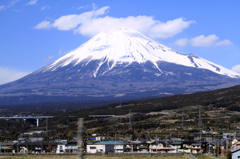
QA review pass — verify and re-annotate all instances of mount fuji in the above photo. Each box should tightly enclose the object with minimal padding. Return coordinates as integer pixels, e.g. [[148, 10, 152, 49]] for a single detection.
[[0, 28, 239, 106]]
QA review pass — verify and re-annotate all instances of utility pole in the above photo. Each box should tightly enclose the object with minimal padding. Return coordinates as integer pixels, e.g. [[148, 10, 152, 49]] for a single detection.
[[198, 106, 203, 143], [129, 110, 134, 140], [46, 118, 48, 136], [213, 136, 215, 159], [36, 118, 39, 127], [77, 118, 84, 159], [181, 110, 184, 129], [198, 106, 202, 128], [226, 138, 229, 152], [129, 110, 132, 130], [115, 117, 118, 141]]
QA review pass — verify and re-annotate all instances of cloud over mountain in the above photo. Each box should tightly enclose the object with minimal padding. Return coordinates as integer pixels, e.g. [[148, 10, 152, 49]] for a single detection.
[[174, 35, 232, 47], [35, 6, 194, 39]]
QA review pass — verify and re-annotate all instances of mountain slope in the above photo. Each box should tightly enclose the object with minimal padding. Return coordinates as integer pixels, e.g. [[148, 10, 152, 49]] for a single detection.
[[0, 28, 239, 105]]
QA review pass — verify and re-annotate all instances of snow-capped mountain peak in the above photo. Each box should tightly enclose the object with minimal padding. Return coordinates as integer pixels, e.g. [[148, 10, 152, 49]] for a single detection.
[[1, 28, 240, 106], [44, 28, 240, 78]]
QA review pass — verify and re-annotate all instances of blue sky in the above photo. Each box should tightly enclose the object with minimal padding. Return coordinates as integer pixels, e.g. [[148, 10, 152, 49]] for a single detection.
[[0, 0, 240, 84]]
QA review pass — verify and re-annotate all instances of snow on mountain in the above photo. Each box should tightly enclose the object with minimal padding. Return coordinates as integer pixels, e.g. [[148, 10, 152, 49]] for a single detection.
[[44, 28, 239, 78]]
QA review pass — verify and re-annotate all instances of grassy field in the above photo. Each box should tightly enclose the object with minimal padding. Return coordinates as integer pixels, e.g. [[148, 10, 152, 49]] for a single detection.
[[0, 154, 228, 159], [195, 154, 226, 159]]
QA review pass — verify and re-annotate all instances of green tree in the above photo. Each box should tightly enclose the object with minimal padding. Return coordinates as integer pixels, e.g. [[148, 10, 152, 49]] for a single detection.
[[226, 151, 232, 159]]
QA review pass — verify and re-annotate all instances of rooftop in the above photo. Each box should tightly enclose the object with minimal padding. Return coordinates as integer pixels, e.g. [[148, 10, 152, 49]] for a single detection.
[[94, 141, 124, 145]]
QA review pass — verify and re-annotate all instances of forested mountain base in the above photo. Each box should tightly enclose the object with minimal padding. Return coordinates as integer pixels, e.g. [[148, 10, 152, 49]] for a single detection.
[[0, 85, 240, 140]]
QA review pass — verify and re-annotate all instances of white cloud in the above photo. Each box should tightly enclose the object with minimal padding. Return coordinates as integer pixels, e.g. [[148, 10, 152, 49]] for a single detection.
[[35, 6, 194, 39], [44, 56, 54, 63], [174, 34, 232, 47], [35, 21, 51, 29], [52, 6, 109, 31], [190, 34, 219, 47], [0, 5, 5, 11], [91, 3, 97, 10], [77, 6, 86, 10], [41, 6, 50, 11], [0, 0, 20, 11], [9, 0, 20, 7], [27, 0, 38, 6], [58, 49, 64, 55], [0, 67, 29, 85], [149, 18, 195, 38], [232, 65, 240, 74], [174, 38, 188, 47], [216, 39, 232, 46]]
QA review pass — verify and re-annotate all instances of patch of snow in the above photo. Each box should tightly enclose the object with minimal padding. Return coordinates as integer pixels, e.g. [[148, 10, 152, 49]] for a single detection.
[[185, 72, 192, 76], [114, 93, 125, 97], [165, 72, 174, 76]]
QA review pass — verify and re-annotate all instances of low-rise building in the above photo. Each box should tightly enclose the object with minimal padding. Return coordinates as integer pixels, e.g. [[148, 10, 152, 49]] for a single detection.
[[232, 148, 240, 159], [87, 141, 124, 154], [190, 143, 202, 154], [231, 139, 240, 159], [56, 145, 66, 154], [0, 142, 15, 153]]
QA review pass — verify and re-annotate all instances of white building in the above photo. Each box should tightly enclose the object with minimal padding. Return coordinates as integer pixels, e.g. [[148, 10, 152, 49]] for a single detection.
[[56, 144, 78, 154], [56, 145, 66, 154], [149, 142, 165, 152], [87, 141, 124, 154], [232, 148, 240, 159], [65, 145, 78, 153], [232, 139, 240, 159]]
